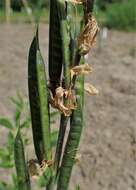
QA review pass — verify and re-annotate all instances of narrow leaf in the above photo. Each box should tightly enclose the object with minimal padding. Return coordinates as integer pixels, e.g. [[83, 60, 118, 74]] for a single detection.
[[0, 118, 14, 129]]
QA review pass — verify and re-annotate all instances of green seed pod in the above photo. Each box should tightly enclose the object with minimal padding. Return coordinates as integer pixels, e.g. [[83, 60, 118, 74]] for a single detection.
[[57, 58, 84, 190], [49, 0, 63, 95], [14, 129, 31, 190], [28, 28, 51, 163]]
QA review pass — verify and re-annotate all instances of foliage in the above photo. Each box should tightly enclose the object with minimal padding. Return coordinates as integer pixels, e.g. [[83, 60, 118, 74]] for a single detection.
[[105, 0, 136, 30], [0, 93, 58, 189], [11, 0, 22, 12], [0, 93, 30, 189], [0, 8, 49, 23]]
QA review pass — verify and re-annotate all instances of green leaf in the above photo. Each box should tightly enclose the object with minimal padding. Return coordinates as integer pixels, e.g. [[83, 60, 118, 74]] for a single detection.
[[7, 132, 14, 151], [20, 117, 30, 129], [14, 108, 21, 127], [9, 93, 24, 110], [0, 118, 14, 129], [0, 162, 14, 168]]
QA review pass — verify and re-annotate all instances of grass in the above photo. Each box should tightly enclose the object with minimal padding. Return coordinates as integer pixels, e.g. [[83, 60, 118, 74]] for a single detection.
[[105, 0, 136, 31], [0, 8, 49, 23]]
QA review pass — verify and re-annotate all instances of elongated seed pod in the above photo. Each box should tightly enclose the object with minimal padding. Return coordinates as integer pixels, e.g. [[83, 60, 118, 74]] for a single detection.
[[54, 1, 72, 176], [56, 0, 71, 88], [28, 29, 51, 163], [57, 58, 84, 190], [28, 33, 43, 162], [54, 114, 69, 173], [28, 30, 43, 163], [36, 50, 52, 161], [14, 129, 31, 190], [49, 0, 63, 95]]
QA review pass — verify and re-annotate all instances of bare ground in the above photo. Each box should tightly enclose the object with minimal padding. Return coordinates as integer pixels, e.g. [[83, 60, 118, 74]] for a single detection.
[[0, 23, 136, 190]]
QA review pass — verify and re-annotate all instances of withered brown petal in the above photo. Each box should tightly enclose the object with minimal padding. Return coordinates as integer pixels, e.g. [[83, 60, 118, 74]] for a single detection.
[[71, 64, 92, 79], [78, 14, 99, 55], [85, 83, 99, 95]]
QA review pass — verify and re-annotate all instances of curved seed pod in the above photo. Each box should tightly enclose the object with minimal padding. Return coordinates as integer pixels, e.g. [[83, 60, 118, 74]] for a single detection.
[[57, 58, 84, 190], [28, 30, 43, 163], [49, 0, 63, 95], [14, 129, 31, 190], [28, 28, 51, 163]]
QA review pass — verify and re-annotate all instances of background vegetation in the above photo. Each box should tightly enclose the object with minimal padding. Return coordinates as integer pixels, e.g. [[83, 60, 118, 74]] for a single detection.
[[0, 0, 136, 31]]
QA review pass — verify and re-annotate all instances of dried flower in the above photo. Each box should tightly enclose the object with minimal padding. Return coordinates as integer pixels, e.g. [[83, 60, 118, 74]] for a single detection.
[[65, 89, 77, 110], [84, 83, 99, 95], [49, 87, 72, 116], [78, 14, 99, 55], [28, 159, 53, 178], [28, 159, 39, 177], [70, 63, 92, 79]]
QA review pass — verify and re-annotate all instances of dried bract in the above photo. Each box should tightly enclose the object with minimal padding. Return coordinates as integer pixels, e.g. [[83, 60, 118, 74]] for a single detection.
[[85, 83, 99, 95], [65, 89, 77, 110], [28, 159, 53, 178], [77, 14, 99, 55], [28, 159, 39, 177], [49, 87, 72, 116], [70, 63, 92, 79]]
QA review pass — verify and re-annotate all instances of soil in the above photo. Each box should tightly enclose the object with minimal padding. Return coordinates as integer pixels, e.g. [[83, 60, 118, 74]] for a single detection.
[[0, 23, 136, 190]]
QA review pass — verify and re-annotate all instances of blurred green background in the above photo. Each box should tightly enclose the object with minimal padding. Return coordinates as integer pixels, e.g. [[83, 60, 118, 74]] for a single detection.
[[0, 0, 136, 31]]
